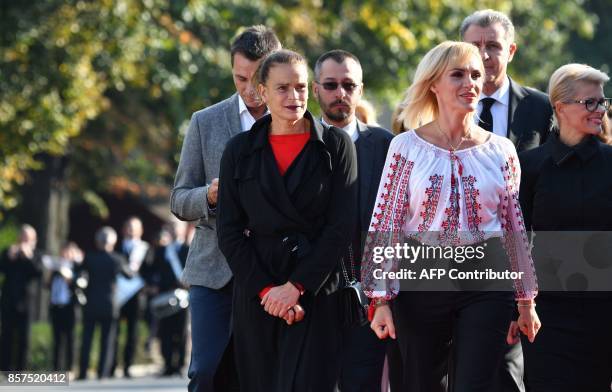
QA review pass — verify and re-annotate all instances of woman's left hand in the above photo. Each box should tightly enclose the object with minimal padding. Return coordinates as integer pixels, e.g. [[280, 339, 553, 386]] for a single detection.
[[261, 282, 301, 318], [516, 305, 542, 343]]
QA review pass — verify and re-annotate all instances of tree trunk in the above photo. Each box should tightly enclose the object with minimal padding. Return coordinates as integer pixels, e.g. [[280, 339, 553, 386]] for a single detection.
[[18, 154, 71, 256]]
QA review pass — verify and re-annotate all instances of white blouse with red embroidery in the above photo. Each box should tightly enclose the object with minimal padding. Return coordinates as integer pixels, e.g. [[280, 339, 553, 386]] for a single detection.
[[361, 129, 538, 301]]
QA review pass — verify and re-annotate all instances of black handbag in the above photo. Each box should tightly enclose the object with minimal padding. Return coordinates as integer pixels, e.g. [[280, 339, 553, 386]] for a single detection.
[[339, 245, 370, 327]]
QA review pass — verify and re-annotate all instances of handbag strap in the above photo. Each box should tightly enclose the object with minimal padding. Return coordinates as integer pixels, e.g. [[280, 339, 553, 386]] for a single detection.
[[340, 244, 357, 285]]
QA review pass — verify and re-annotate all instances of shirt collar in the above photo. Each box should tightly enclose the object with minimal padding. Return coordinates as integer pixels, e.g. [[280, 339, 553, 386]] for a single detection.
[[548, 132, 599, 166], [481, 76, 510, 106], [248, 111, 326, 152], [238, 95, 268, 126], [238, 94, 249, 115], [321, 118, 358, 142]]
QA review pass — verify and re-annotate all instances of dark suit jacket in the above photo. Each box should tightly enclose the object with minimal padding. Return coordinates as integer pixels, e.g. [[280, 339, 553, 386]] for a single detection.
[[353, 121, 394, 275], [0, 249, 42, 315], [79, 251, 131, 319], [150, 243, 189, 292], [506, 77, 553, 153]]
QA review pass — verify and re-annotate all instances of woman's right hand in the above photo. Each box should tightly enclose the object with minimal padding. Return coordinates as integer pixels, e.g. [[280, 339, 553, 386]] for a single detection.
[[370, 304, 396, 339]]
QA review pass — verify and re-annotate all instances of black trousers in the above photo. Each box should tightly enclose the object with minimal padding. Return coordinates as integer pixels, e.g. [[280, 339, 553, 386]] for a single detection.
[[522, 293, 612, 392], [0, 306, 30, 370], [79, 315, 117, 379], [50, 304, 76, 371], [112, 293, 141, 374], [386, 338, 405, 392], [337, 323, 386, 392], [158, 309, 188, 374], [392, 291, 514, 392]]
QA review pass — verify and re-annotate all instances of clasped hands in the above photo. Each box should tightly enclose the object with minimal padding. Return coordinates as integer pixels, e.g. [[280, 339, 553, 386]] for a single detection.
[[260, 282, 305, 325]]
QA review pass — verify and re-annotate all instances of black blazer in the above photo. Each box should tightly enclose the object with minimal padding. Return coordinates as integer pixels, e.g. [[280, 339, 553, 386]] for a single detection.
[[507, 77, 553, 153], [0, 249, 42, 314], [150, 243, 188, 292], [519, 133, 612, 231], [355, 121, 394, 231], [217, 111, 358, 297], [79, 251, 131, 319]]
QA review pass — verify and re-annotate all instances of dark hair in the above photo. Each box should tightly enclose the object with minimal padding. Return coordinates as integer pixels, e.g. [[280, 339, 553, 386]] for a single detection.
[[258, 49, 308, 85], [314, 49, 362, 81], [230, 25, 281, 64]]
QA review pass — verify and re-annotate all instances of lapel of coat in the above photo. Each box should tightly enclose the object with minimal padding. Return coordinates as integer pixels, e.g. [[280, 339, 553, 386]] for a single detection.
[[507, 77, 525, 145], [243, 115, 310, 226], [356, 121, 374, 225], [284, 114, 332, 196], [224, 93, 243, 138]]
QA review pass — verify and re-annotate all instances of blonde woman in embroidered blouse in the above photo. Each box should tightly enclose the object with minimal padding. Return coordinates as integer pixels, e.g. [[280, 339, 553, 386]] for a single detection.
[[361, 41, 540, 391]]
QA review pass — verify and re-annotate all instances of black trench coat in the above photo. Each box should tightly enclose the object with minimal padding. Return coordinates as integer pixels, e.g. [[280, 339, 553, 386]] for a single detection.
[[217, 111, 358, 392]]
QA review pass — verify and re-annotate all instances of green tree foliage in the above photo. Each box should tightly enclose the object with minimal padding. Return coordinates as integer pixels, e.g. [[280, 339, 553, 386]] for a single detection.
[[0, 0, 599, 217]]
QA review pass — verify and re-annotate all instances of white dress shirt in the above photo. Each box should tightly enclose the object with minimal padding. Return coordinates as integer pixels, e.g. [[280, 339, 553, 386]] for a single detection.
[[238, 95, 268, 132], [476, 76, 510, 137], [322, 118, 359, 143]]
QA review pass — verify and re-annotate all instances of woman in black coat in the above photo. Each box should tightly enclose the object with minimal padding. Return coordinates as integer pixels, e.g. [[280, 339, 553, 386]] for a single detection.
[[216, 50, 357, 392], [516, 63, 612, 391]]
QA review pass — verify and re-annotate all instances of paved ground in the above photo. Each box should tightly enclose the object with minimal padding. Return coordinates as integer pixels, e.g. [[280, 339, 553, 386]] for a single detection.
[[1, 374, 188, 392], [0, 364, 188, 391]]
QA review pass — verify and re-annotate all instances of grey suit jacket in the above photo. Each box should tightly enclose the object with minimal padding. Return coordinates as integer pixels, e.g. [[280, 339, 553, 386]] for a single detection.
[[171, 93, 242, 288]]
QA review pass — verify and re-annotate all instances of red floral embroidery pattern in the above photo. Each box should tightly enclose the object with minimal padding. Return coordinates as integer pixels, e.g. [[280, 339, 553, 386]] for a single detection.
[[462, 175, 484, 242], [440, 167, 461, 246], [362, 153, 414, 299], [418, 174, 443, 232], [499, 157, 538, 298]]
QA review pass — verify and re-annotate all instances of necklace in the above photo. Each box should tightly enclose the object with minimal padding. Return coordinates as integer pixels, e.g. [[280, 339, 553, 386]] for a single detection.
[[434, 121, 471, 186], [435, 121, 471, 152]]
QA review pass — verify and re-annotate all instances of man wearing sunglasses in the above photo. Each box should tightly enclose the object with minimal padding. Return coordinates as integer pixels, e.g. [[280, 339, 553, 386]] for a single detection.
[[313, 50, 393, 392]]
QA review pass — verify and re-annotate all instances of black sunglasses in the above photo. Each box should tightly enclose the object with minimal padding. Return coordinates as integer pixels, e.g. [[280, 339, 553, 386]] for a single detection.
[[315, 81, 361, 93], [564, 97, 611, 112]]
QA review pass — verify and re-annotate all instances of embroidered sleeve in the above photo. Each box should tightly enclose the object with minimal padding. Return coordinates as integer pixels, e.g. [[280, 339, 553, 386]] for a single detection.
[[361, 137, 414, 300], [499, 144, 538, 300]]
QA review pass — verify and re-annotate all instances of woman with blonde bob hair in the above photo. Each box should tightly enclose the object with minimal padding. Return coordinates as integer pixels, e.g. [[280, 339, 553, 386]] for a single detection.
[[518, 63, 612, 391], [361, 41, 540, 391]]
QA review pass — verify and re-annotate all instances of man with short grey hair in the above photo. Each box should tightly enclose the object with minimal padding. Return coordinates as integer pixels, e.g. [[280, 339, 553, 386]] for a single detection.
[[461, 9, 552, 153], [171, 25, 281, 392], [461, 9, 553, 392]]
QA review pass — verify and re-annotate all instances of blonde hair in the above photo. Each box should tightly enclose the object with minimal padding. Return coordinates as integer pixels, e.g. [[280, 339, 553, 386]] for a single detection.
[[399, 41, 483, 130], [355, 99, 378, 125], [549, 63, 609, 129]]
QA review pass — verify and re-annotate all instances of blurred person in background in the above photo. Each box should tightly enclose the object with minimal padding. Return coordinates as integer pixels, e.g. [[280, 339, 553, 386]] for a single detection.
[[517, 63, 612, 391], [599, 108, 611, 144], [0, 224, 42, 371], [150, 219, 189, 377], [355, 98, 378, 125], [111, 216, 151, 378], [391, 97, 408, 134], [48, 242, 83, 372], [78, 226, 132, 380], [312, 49, 393, 392], [217, 49, 357, 391], [171, 25, 281, 392]]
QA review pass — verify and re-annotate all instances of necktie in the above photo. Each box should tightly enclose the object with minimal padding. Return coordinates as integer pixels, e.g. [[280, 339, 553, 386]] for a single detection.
[[478, 97, 496, 132]]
